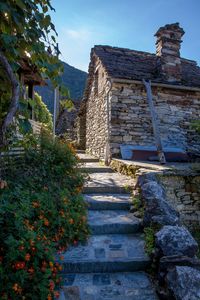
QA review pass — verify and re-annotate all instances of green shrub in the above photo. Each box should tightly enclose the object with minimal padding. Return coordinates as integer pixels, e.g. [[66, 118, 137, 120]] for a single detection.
[[32, 92, 53, 130], [0, 131, 89, 299], [144, 224, 161, 256]]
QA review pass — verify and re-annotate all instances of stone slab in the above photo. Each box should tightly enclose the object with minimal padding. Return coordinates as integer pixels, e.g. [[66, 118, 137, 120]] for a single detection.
[[58, 272, 158, 300], [88, 210, 141, 234], [84, 194, 131, 210], [79, 162, 114, 173], [59, 234, 149, 273], [78, 153, 99, 163], [83, 172, 135, 194]]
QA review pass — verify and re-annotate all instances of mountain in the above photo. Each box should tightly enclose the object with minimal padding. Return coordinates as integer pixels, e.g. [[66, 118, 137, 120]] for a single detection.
[[35, 61, 87, 114]]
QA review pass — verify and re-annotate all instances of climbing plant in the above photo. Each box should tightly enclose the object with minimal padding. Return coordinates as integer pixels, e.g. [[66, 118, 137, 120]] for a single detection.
[[0, 0, 66, 145], [31, 92, 53, 130]]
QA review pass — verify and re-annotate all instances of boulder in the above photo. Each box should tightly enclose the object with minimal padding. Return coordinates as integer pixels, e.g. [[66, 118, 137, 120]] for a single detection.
[[167, 266, 200, 300], [141, 181, 179, 226], [135, 173, 157, 188], [160, 255, 200, 271], [156, 225, 198, 258]]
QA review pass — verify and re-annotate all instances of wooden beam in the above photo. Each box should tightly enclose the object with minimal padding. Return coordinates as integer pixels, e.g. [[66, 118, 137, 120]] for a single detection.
[[143, 79, 166, 164]]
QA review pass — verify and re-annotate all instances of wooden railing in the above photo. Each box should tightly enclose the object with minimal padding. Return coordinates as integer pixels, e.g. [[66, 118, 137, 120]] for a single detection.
[[0, 119, 42, 177]]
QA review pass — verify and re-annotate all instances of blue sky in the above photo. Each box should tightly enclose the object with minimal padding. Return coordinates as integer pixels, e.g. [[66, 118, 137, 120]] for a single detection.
[[51, 0, 200, 72]]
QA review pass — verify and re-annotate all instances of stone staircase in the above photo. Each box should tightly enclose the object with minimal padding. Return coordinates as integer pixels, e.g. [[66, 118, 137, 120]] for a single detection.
[[58, 153, 157, 300]]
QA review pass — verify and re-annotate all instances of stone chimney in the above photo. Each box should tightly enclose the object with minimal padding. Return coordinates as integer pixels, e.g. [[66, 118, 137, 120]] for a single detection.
[[155, 23, 185, 83]]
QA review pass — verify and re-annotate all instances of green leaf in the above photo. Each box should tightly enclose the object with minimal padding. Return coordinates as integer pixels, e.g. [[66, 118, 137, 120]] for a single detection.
[[18, 119, 32, 134]]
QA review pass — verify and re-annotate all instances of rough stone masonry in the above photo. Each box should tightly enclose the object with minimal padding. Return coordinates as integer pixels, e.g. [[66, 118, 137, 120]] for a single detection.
[[79, 23, 200, 161]]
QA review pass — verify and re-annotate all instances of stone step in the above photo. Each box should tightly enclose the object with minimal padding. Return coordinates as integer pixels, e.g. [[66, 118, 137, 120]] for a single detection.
[[79, 162, 114, 173], [76, 150, 85, 154], [78, 153, 99, 163], [88, 210, 141, 234], [84, 194, 131, 210], [83, 172, 135, 194], [59, 234, 149, 273], [59, 272, 158, 300], [83, 186, 130, 194]]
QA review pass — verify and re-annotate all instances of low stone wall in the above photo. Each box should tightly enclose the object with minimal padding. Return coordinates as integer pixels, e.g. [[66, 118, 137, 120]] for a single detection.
[[110, 159, 200, 228], [158, 175, 200, 228]]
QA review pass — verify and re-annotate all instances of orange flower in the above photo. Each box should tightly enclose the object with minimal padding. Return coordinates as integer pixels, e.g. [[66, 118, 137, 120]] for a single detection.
[[29, 240, 35, 246], [0, 180, 7, 189], [14, 261, 25, 270], [42, 261, 47, 267], [82, 216, 86, 222], [12, 283, 18, 292], [44, 218, 49, 226], [49, 280, 55, 291], [32, 201, 40, 208], [73, 240, 78, 246], [54, 291, 60, 298], [12, 283, 22, 294], [58, 265, 62, 271], [47, 294, 52, 300], [41, 266, 46, 272], [69, 218, 74, 225], [25, 253, 31, 261], [49, 261, 54, 268], [18, 245, 24, 251], [28, 267, 34, 274]]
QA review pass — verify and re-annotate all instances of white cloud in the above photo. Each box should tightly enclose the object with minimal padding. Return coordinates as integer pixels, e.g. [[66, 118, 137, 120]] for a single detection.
[[65, 28, 92, 42], [57, 27, 95, 71]]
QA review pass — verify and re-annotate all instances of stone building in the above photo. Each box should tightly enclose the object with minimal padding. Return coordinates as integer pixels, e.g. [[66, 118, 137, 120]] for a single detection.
[[79, 23, 200, 162]]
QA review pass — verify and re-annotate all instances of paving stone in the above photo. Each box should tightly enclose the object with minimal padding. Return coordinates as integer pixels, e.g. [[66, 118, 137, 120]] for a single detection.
[[88, 210, 141, 234], [83, 172, 135, 194], [63, 286, 80, 300], [78, 153, 99, 163], [59, 272, 158, 300], [59, 234, 149, 273], [79, 162, 114, 173], [94, 248, 106, 259], [84, 194, 131, 210]]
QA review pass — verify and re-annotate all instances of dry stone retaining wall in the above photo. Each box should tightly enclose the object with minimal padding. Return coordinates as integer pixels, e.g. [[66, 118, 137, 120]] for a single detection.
[[84, 62, 110, 159], [158, 175, 200, 228]]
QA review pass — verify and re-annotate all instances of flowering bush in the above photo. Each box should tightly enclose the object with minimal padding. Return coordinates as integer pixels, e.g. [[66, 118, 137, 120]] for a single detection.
[[0, 131, 89, 299]]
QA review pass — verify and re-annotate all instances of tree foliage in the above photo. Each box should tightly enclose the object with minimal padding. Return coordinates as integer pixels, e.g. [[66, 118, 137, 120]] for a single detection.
[[32, 92, 53, 130], [0, 0, 65, 145]]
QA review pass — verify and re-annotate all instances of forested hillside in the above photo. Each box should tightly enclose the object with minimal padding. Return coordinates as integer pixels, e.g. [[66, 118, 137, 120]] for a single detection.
[[35, 61, 87, 114]]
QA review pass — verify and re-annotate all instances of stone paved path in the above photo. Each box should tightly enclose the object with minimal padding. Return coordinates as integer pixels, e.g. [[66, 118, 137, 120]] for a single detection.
[[58, 153, 158, 300]]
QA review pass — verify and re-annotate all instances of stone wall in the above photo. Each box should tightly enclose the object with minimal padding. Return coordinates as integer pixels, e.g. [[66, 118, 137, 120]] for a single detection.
[[158, 174, 200, 228], [85, 62, 109, 159], [110, 82, 200, 157], [76, 100, 86, 149]]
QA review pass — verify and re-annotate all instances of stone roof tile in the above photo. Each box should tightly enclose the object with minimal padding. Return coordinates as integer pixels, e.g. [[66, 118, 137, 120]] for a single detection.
[[92, 45, 200, 88]]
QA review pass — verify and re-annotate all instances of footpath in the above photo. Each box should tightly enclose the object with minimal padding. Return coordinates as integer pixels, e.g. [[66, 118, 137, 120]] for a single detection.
[[58, 152, 157, 300]]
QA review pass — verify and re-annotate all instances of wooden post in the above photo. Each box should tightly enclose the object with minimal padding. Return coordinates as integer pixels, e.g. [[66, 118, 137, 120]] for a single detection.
[[143, 79, 166, 164], [53, 87, 59, 137]]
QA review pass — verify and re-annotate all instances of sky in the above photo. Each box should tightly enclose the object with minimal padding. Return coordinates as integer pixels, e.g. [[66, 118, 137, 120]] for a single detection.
[[51, 0, 200, 72]]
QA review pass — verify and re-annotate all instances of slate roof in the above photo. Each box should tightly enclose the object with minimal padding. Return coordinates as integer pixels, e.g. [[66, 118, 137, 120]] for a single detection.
[[92, 45, 200, 88]]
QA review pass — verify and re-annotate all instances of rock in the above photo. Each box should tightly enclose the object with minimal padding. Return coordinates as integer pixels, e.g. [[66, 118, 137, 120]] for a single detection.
[[160, 255, 200, 271], [167, 266, 200, 300], [136, 173, 157, 188], [156, 226, 198, 258], [141, 181, 179, 226]]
